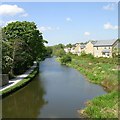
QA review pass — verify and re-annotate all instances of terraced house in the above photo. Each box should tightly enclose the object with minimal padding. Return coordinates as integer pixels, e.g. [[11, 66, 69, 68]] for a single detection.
[[64, 39, 118, 58], [93, 39, 117, 58]]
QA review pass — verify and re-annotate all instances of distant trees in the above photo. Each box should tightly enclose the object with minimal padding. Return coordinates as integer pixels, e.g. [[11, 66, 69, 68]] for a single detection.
[[66, 43, 72, 48], [45, 47, 53, 57], [2, 21, 47, 77], [55, 49, 66, 57], [50, 44, 65, 57]]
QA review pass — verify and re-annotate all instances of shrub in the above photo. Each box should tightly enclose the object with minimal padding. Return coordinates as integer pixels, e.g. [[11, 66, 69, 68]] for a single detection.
[[60, 55, 72, 65]]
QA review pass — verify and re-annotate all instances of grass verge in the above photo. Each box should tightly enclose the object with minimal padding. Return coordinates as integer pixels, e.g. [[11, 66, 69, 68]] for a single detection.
[[57, 54, 119, 118]]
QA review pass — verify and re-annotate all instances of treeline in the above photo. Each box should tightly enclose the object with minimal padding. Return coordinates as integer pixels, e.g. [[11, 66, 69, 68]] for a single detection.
[[47, 44, 72, 64], [2, 21, 47, 78], [51, 44, 65, 57]]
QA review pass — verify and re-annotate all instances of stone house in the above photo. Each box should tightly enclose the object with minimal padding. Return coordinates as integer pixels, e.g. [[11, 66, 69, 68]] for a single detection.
[[64, 47, 71, 53], [64, 39, 118, 58], [93, 39, 117, 58], [84, 41, 94, 55]]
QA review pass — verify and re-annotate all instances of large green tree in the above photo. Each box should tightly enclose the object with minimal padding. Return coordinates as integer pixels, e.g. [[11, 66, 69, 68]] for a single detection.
[[2, 21, 47, 76]]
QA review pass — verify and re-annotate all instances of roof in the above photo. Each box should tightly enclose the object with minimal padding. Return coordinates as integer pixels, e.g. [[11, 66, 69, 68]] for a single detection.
[[91, 41, 97, 44], [94, 39, 116, 47], [102, 49, 110, 53], [80, 45, 86, 49]]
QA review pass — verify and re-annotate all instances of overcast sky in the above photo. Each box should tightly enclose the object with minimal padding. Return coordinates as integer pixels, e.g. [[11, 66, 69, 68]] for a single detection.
[[0, 2, 118, 45]]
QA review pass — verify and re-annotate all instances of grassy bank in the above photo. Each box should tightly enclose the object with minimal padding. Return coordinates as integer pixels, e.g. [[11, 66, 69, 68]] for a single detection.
[[58, 54, 119, 118], [1, 67, 39, 98], [79, 90, 119, 118]]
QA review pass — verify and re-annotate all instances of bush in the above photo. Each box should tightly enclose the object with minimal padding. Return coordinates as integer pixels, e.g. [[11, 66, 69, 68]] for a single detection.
[[80, 52, 94, 59], [80, 51, 87, 57], [60, 55, 72, 65]]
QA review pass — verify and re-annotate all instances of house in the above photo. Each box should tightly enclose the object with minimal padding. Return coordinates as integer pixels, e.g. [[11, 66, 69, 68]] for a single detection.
[[79, 44, 86, 54], [70, 47, 76, 54], [74, 43, 81, 55], [93, 39, 117, 58], [64, 47, 71, 53], [64, 39, 118, 58], [112, 39, 120, 57], [84, 41, 95, 55]]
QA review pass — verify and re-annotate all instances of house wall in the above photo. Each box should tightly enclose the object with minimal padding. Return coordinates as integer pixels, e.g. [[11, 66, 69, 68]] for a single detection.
[[64, 48, 71, 53], [74, 44, 81, 55], [93, 46, 112, 57], [70, 47, 76, 54], [85, 42, 94, 55], [112, 40, 120, 56]]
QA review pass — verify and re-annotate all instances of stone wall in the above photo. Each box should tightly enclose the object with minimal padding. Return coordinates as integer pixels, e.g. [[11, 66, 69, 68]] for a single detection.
[[0, 74, 9, 87]]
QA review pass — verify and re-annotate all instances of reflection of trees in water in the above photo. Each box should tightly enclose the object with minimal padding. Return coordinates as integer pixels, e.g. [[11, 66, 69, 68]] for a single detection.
[[2, 74, 47, 118]]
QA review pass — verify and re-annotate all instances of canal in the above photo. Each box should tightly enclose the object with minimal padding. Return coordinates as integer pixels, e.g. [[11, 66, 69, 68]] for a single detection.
[[2, 57, 106, 118]]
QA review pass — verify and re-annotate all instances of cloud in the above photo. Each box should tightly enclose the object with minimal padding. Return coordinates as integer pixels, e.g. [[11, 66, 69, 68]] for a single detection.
[[39, 26, 60, 32], [66, 17, 72, 22], [39, 26, 52, 32], [0, 4, 28, 17], [104, 22, 118, 30], [103, 3, 117, 10], [84, 32, 90, 36]]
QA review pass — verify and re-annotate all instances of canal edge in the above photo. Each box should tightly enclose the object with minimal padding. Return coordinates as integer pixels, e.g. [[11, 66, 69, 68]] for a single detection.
[[0, 63, 39, 99]]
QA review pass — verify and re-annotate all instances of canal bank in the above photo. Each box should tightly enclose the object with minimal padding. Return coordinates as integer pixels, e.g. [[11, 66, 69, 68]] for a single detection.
[[2, 58, 106, 118], [57, 56, 118, 118], [0, 62, 39, 98]]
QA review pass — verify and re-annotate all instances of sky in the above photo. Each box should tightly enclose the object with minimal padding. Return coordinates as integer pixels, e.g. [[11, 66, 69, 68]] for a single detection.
[[0, 2, 118, 46]]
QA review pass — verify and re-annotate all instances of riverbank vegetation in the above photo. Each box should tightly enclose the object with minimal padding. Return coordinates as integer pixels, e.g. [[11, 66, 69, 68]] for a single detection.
[[2, 21, 47, 78], [56, 49, 119, 118], [65, 53, 119, 118], [49, 44, 65, 57], [60, 55, 72, 65], [67, 53, 118, 91]]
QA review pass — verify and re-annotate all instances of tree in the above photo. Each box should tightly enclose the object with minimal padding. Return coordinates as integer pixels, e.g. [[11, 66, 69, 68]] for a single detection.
[[66, 43, 72, 48], [45, 47, 53, 57], [2, 21, 47, 76], [2, 40, 13, 74], [60, 55, 72, 64], [55, 49, 66, 57]]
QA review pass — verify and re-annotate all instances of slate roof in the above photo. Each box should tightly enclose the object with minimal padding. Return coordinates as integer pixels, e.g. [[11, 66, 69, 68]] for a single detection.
[[80, 45, 86, 49], [94, 39, 116, 47]]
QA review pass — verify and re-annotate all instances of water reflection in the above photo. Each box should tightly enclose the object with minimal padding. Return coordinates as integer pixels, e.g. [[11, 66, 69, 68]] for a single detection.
[[2, 58, 106, 118], [2, 75, 47, 118]]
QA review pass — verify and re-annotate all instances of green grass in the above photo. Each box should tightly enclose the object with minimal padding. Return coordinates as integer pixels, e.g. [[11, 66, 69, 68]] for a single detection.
[[0, 67, 39, 98], [81, 91, 119, 118], [57, 54, 119, 118], [67, 55, 118, 91]]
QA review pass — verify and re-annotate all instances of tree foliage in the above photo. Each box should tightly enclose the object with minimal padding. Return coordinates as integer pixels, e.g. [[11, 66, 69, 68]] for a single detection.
[[49, 44, 65, 57], [2, 21, 47, 77], [60, 55, 72, 64], [66, 43, 72, 48], [45, 46, 53, 57]]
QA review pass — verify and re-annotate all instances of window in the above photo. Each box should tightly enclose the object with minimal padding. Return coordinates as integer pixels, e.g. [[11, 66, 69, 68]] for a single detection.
[[107, 53, 109, 56], [102, 52, 105, 55]]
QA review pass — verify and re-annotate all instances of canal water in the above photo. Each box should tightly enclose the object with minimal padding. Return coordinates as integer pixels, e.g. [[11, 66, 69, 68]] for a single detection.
[[2, 58, 106, 118]]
